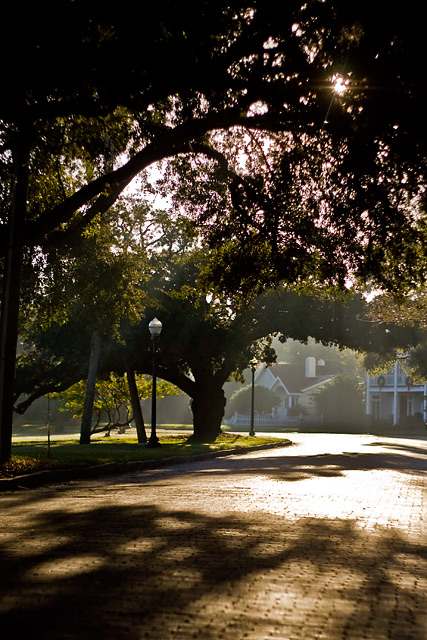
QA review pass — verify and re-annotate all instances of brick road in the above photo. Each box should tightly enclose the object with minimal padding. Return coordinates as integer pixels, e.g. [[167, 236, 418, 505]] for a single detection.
[[0, 433, 426, 640]]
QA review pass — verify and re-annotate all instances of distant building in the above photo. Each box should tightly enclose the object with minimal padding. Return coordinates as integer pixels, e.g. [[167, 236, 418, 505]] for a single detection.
[[225, 357, 342, 427], [366, 362, 427, 425]]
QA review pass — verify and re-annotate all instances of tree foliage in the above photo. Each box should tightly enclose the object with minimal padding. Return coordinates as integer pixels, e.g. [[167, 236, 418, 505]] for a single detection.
[[20, 195, 152, 334], [311, 375, 366, 430], [15, 189, 427, 443], [225, 385, 282, 418], [15, 225, 427, 441], [53, 373, 179, 436], [2, 2, 426, 286], [362, 289, 427, 381]]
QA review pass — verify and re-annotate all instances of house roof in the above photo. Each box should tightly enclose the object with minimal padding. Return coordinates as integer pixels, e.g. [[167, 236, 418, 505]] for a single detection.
[[257, 361, 341, 395]]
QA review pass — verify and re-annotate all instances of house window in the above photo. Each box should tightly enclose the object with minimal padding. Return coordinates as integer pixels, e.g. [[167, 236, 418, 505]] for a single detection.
[[371, 394, 381, 420]]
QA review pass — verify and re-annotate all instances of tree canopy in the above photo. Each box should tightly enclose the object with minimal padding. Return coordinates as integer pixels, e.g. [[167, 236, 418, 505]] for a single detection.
[[311, 375, 366, 431], [2, 2, 426, 275], [16, 246, 425, 441], [225, 385, 282, 419]]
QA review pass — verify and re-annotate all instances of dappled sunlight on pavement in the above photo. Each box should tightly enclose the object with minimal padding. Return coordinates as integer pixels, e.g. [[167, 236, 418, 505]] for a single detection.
[[0, 434, 426, 639]]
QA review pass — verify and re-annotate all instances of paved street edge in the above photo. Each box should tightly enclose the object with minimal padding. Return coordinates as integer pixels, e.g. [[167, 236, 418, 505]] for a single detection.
[[0, 441, 292, 491]]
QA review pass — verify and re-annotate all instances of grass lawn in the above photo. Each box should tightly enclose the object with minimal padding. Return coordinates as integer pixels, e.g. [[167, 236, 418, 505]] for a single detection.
[[1, 432, 291, 479]]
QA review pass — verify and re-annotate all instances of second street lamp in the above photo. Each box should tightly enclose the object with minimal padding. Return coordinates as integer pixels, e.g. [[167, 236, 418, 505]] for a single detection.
[[249, 360, 256, 437], [146, 317, 162, 447]]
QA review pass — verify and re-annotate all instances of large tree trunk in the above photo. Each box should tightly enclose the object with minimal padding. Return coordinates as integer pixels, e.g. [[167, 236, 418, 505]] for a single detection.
[[188, 383, 226, 442], [0, 125, 30, 463], [80, 330, 101, 445], [126, 368, 147, 443]]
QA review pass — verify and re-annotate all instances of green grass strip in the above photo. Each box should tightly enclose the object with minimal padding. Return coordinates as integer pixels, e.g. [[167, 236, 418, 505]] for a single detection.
[[1, 433, 290, 479]]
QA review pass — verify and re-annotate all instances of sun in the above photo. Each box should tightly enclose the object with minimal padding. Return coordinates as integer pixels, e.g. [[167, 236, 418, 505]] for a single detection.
[[332, 73, 349, 95]]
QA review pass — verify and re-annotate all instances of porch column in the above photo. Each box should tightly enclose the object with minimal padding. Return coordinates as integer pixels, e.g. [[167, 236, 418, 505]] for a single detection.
[[393, 362, 399, 425], [424, 385, 427, 423], [365, 373, 370, 415]]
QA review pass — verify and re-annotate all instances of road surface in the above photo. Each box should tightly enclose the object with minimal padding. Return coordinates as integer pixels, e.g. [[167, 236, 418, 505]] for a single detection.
[[0, 433, 426, 639]]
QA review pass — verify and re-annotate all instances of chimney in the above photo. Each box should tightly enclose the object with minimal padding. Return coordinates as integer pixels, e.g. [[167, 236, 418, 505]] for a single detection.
[[305, 356, 316, 378]]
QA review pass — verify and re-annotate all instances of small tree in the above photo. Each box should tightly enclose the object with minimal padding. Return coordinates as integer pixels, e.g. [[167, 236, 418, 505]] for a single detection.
[[225, 385, 282, 419], [53, 373, 179, 438], [287, 402, 309, 418], [311, 376, 366, 432]]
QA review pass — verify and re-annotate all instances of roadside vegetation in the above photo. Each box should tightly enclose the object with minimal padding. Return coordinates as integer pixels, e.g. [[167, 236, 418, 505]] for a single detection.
[[0, 432, 290, 479]]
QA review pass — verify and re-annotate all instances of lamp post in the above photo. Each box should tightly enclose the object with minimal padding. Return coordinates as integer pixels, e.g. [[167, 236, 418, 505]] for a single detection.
[[147, 317, 162, 447], [249, 360, 256, 437]]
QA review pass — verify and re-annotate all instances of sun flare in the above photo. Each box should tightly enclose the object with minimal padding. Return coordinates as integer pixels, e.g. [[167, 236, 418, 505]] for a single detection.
[[332, 73, 349, 95]]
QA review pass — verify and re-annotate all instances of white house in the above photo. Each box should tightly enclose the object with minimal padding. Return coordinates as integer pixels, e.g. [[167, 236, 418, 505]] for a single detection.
[[226, 357, 341, 427], [366, 362, 427, 425]]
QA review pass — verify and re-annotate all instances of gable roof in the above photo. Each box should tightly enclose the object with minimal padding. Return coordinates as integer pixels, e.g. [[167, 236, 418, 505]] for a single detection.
[[257, 361, 341, 395]]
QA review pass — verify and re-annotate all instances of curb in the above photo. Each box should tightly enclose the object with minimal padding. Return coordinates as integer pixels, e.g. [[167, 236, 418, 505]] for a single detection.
[[0, 441, 291, 492]]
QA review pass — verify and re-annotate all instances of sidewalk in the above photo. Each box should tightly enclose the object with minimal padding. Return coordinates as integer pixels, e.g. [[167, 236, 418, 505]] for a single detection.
[[0, 433, 426, 639]]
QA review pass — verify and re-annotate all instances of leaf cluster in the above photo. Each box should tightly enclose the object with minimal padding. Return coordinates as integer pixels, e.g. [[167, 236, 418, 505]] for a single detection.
[[53, 373, 179, 434], [311, 375, 366, 427], [225, 384, 282, 418]]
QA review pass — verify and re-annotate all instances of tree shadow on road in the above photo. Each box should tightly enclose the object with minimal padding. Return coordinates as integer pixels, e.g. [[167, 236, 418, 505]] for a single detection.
[[1, 491, 426, 639], [365, 440, 427, 457], [178, 447, 427, 483]]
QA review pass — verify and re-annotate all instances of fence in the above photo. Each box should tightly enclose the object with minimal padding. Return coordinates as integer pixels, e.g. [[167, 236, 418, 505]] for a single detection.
[[224, 412, 322, 428]]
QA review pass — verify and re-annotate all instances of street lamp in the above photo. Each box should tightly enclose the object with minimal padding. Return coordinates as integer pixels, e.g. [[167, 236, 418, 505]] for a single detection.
[[249, 360, 257, 437], [147, 317, 162, 447]]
